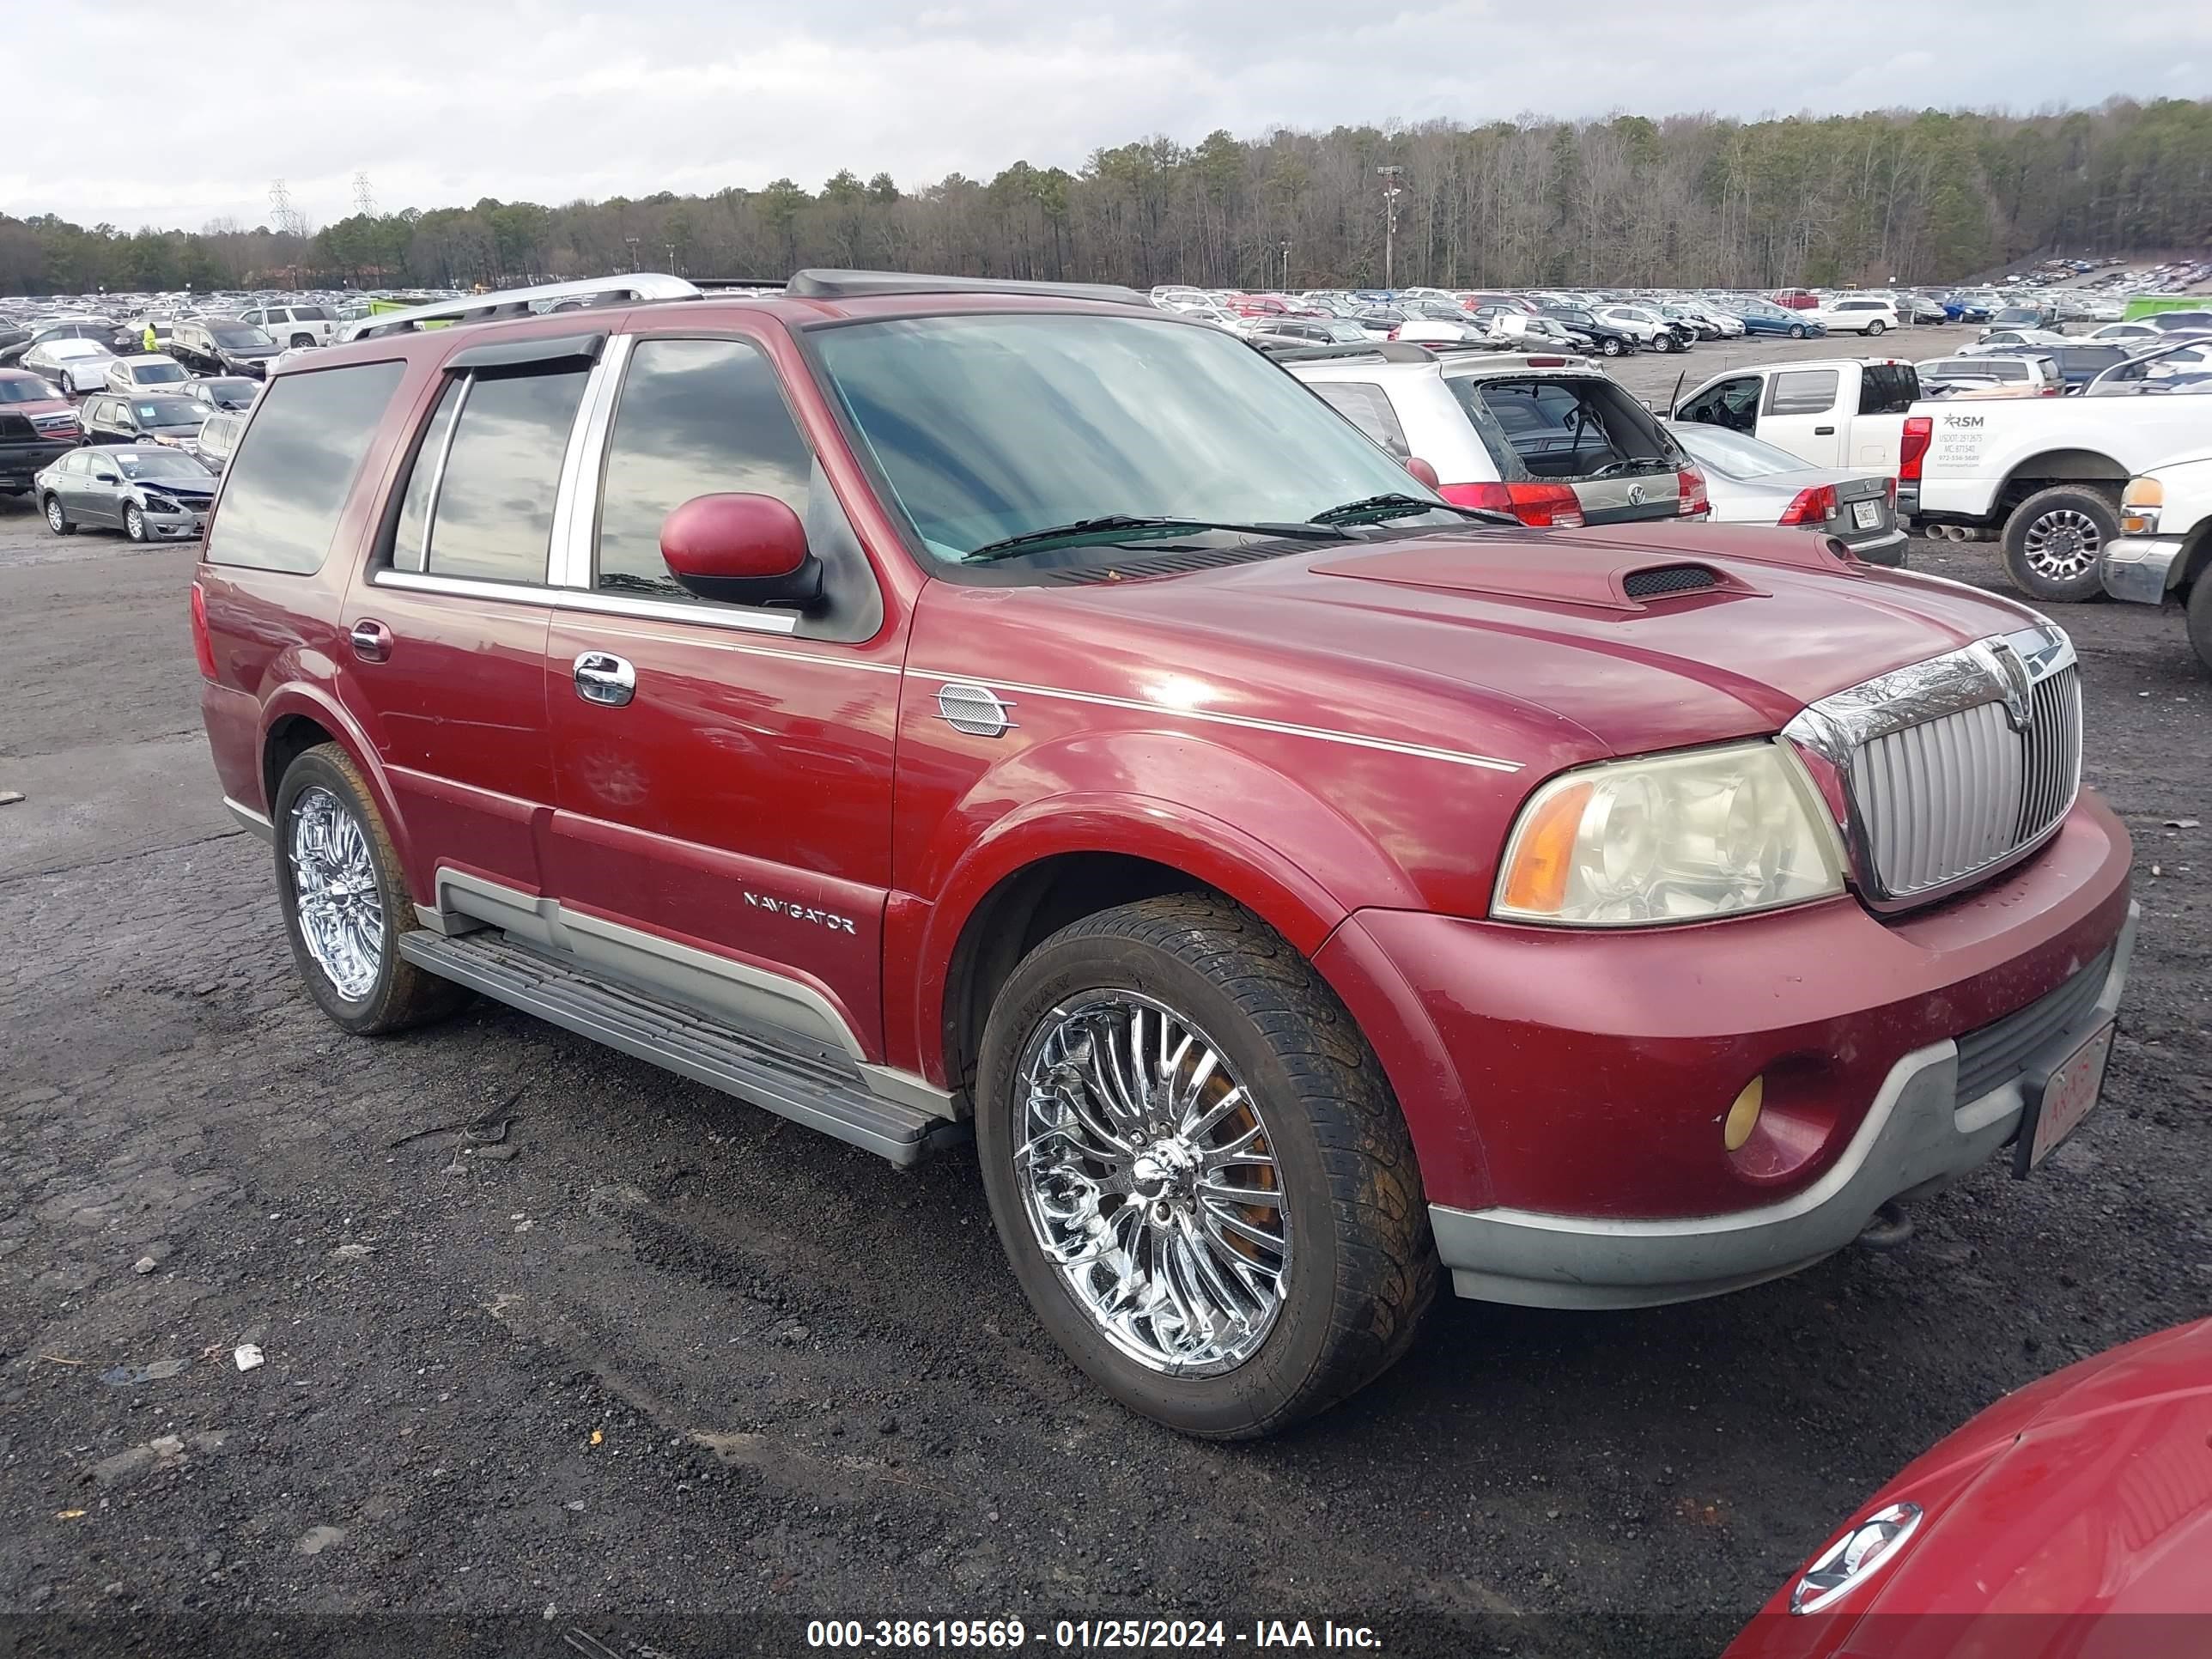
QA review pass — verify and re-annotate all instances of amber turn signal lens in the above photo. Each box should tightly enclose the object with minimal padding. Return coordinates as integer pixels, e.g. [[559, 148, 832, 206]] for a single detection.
[[1723, 1076, 1765, 1152], [1498, 781, 1592, 915]]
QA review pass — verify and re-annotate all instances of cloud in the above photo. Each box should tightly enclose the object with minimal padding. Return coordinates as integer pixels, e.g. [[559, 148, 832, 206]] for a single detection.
[[7, 0, 2209, 232]]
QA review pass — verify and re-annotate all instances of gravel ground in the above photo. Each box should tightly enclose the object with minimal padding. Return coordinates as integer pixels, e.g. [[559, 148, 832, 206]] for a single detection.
[[0, 417, 2205, 1658]]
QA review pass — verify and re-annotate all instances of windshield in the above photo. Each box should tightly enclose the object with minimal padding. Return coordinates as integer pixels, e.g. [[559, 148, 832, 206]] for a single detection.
[[132, 361, 188, 383], [135, 398, 200, 427], [1668, 422, 1804, 479], [204, 377, 255, 402], [812, 313, 1461, 562], [211, 325, 275, 348], [116, 452, 212, 480], [0, 377, 59, 403]]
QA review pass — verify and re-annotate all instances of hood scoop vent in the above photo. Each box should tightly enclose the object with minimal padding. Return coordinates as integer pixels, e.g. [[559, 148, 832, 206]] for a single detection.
[[1310, 543, 1759, 611], [1621, 563, 1721, 599]]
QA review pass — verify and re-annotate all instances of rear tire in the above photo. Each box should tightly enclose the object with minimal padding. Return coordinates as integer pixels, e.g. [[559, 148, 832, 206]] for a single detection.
[[45, 495, 75, 535], [2002, 485, 2117, 604], [975, 894, 1436, 1440], [1868, 320, 1887, 337], [2185, 576, 2212, 677], [272, 744, 473, 1036]]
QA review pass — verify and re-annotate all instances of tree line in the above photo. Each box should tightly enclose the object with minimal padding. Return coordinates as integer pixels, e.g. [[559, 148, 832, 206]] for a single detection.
[[5, 97, 2209, 300]]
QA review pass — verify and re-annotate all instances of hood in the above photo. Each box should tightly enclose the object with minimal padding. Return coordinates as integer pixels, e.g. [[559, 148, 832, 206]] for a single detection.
[[951, 525, 2041, 767], [222, 342, 279, 359], [1856, 1320, 2212, 1617]]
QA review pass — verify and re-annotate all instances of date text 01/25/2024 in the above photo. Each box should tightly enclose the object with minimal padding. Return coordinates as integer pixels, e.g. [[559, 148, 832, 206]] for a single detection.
[[805, 1620, 1385, 1650]]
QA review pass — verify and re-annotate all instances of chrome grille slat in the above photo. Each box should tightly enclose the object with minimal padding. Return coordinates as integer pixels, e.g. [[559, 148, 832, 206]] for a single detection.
[[1786, 628, 2082, 907]]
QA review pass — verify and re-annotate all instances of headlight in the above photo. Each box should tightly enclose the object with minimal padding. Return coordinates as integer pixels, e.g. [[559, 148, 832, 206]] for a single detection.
[[141, 493, 182, 514], [1493, 741, 1844, 927], [2120, 477, 2162, 535]]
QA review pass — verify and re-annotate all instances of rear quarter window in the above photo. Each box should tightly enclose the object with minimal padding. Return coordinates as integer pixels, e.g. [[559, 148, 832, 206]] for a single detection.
[[1857, 364, 1919, 415], [1307, 381, 1411, 459], [204, 361, 406, 574]]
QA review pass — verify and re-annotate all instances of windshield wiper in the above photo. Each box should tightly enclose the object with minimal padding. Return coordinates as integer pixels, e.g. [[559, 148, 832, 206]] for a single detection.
[[962, 514, 1346, 564], [1310, 492, 1514, 526]]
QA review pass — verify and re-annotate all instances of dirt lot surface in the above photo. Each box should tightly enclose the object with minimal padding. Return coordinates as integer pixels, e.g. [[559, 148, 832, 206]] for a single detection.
[[1, 393, 2206, 1656]]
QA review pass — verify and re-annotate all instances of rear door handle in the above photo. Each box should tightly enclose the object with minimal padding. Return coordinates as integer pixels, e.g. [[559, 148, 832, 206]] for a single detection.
[[574, 651, 635, 707], [1814, 425, 1837, 435], [349, 618, 392, 663]]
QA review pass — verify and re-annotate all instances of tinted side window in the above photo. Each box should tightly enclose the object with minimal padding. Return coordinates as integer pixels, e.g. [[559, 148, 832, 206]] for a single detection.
[[1858, 364, 1918, 415], [1767, 369, 1840, 416], [423, 368, 590, 584], [387, 379, 463, 574], [1308, 381, 1410, 459], [594, 338, 811, 596], [205, 362, 406, 574]]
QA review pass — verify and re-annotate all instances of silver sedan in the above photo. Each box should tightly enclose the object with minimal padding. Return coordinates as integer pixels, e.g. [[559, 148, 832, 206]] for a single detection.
[[1667, 421, 1907, 567]]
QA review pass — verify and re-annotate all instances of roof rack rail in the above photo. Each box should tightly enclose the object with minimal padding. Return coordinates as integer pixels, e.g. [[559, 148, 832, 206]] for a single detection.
[[690, 276, 788, 292], [784, 269, 1154, 307], [1258, 342, 1437, 364], [337, 274, 703, 342]]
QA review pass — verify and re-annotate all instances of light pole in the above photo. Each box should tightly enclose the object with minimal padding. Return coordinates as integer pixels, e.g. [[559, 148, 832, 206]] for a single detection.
[[624, 236, 641, 272], [1376, 166, 1404, 291], [1279, 239, 1291, 290]]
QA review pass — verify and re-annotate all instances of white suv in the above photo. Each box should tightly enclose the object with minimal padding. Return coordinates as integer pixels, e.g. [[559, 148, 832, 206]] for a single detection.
[[236, 303, 340, 348], [1820, 298, 1899, 336], [1284, 343, 1707, 527]]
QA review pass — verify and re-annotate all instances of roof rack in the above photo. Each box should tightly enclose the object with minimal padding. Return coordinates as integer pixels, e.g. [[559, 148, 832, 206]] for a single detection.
[[337, 274, 704, 342], [1258, 342, 1443, 364], [784, 269, 1153, 307]]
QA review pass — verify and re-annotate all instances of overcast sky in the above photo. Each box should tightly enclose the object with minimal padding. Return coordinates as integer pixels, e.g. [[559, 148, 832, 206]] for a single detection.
[[10, 0, 2209, 233]]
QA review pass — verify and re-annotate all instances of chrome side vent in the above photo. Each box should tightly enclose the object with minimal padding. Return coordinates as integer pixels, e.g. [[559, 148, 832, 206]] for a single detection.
[[935, 681, 1014, 738]]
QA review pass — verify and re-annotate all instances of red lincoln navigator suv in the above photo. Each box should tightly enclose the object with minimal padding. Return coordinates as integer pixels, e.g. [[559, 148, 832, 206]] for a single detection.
[[193, 270, 2136, 1438]]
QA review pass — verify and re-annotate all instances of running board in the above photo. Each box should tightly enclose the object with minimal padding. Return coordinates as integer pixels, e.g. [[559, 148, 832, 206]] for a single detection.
[[397, 931, 965, 1165]]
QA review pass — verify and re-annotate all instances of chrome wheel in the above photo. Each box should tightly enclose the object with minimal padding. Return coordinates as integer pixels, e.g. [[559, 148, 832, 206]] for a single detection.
[[46, 496, 64, 532], [288, 786, 384, 1000], [124, 505, 145, 542], [1013, 990, 1290, 1376], [2021, 508, 2102, 581]]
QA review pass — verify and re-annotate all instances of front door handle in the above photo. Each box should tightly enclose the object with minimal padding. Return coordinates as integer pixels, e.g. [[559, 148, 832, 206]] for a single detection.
[[349, 618, 392, 663], [1814, 425, 1837, 435], [574, 651, 635, 707]]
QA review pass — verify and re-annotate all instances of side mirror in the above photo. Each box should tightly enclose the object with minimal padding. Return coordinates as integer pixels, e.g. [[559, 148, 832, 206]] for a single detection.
[[94, 469, 119, 484], [1404, 456, 1441, 489], [659, 493, 824, 611]]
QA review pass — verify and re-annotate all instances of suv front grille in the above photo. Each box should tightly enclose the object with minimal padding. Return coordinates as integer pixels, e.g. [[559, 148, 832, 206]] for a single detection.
[[1954, 945, 2111, 1104], [1854, 665, 2081, 897], [1784, 627, 2082, 906]]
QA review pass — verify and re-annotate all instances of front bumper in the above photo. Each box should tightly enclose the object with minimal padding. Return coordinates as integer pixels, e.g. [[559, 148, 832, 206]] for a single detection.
[[2101, 533, 2185, 605], [1430, 904, 2135, 1308], [141, 509, 207, 540]]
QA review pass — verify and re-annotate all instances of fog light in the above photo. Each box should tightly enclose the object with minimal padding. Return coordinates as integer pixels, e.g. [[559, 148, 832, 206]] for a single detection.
[[1723, 1076, 1765, 1152]]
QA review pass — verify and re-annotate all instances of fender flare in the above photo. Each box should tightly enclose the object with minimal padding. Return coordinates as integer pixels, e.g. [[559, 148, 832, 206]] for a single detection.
[[257, 682, 415, 882]]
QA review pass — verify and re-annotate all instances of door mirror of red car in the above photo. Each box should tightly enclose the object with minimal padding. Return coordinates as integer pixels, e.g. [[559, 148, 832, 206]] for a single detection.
[[1404, 456, 1441, 489], [659, 493, 824, 611]]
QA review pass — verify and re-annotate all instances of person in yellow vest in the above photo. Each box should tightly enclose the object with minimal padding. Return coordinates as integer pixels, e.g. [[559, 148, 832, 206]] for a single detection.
[[142, 321, 158, 354]]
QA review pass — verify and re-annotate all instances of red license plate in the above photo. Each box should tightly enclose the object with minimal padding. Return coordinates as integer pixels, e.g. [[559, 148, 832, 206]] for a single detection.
[[2015, 1021, 2114, 1176]]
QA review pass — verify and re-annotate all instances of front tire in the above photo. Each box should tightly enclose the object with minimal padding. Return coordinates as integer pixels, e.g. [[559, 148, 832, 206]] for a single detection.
[[1601, 337, 1623, 357], [2175, 571, 2212, 676], [1789, 323, 1808, 339], [45, 495, 75, 535], [975, 895, 1435, 1439], [123, 504, 146, 542], [2002, 485, 2117, 604], [273, 744, 472, 1036]]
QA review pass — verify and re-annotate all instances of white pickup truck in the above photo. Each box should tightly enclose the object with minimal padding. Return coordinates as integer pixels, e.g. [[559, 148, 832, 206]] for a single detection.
[[2103, 447, 2212, 669], [1676, 359, 2212, 601], [1905, 395, 2212, 601], [1670, 358, 1920, 473]]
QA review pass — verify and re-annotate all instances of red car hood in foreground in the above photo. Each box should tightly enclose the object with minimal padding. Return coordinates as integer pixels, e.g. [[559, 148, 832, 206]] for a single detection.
[[1729, 1319, 2212, 1657]]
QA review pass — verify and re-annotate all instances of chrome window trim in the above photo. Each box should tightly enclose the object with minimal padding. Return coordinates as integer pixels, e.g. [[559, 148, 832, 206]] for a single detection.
[[904, 670, 1521, 772], [369, 566, 802, 635], [1783, 622, 2081, 908], [551, 332, 633, 589]]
